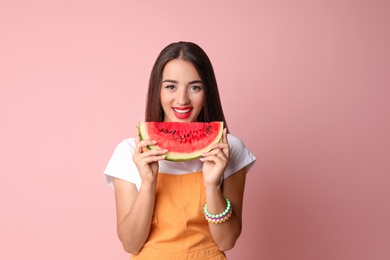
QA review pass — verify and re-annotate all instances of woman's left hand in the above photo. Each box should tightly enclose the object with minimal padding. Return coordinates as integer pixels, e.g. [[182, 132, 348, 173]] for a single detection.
[[201, 128, 230, 187]]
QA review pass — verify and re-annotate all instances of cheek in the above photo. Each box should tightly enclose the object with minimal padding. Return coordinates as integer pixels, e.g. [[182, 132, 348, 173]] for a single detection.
[[196, 93, 205, 107], [160, 91, 169, 105]]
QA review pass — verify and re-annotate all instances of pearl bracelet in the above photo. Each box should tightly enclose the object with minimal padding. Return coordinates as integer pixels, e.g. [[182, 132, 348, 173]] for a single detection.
[[203, 197, 233, 224]]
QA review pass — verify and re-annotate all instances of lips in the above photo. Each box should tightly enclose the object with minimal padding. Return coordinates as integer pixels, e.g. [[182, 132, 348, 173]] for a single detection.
[[172, 107, 192, 119]]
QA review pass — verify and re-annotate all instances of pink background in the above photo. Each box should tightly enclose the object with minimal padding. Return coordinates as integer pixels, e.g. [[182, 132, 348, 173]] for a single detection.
[[1, 0, 389, 259]]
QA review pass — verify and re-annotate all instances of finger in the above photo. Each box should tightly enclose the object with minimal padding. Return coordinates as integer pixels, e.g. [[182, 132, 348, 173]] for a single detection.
[[140, 154, 167, 163], [222, 128, 228, 144], [200, 154, 226, 164], [135, 124, 141, 144], [221, 129, 230, 158], [207, 143, 229, 151], [203, 144, 230, 161], [139, 149, 168, 158], [138, 139, 158, 147], [203, 148, 225, 156], [135, 139, 158, 154], [133, 150, 167, 164], [202, 148, 229, 160]]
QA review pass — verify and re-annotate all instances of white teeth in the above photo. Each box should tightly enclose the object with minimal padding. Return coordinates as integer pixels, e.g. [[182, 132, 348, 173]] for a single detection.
[[174, 108, 191, 114]]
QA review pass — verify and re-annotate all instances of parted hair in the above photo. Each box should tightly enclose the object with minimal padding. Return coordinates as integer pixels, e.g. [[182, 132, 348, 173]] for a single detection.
[[145, 41, 228, 132]]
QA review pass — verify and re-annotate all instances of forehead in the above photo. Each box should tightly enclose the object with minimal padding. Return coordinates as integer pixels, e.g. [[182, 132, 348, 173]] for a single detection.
[[162, 59, 200, 79]]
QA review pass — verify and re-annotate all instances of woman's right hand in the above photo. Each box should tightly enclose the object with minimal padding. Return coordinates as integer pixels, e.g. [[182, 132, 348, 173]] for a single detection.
[[132, 126, 167, 185]]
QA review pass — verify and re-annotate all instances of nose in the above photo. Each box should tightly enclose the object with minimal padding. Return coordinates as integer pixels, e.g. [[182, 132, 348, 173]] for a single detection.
[[175, 87, 190, 106]]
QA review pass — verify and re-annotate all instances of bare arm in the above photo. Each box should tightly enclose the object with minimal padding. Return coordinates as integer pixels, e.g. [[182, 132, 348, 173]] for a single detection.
[[113, 178, 156, 254], [205, 167, 246, 251], [201, 129, 247, 251], [113, 127, 167, 254]]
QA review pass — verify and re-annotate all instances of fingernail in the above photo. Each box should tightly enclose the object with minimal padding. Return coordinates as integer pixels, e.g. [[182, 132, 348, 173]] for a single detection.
[[162, 149, 168, 153], [151, 140, 157, 144]]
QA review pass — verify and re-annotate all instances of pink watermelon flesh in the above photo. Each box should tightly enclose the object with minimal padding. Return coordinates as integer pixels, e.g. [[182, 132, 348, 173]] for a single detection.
[[139, 121, 224, 161]]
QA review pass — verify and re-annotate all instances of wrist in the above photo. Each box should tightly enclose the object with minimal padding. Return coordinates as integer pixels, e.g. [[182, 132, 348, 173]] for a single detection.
[[139, 181, 157, 192], [204, 197, 233, 224], [204, 182, 221, 193]]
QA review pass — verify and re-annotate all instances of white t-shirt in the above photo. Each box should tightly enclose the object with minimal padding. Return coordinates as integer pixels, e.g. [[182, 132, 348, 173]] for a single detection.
[[104, 134, 256, 190]]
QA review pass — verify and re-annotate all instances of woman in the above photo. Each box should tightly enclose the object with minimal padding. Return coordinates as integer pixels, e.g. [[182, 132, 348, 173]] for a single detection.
[[104, 41, 256, 259]]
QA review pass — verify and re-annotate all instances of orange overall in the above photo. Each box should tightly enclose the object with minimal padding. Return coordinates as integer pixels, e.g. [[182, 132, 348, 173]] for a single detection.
[[131, 171, 227, 260]]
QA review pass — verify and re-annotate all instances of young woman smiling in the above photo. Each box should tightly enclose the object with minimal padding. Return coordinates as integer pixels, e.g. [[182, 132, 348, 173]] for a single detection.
[[104, 42, 256, 259]]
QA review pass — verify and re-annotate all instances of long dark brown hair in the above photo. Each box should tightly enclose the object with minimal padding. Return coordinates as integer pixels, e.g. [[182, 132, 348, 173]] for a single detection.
[[145, 41, 228, 132]]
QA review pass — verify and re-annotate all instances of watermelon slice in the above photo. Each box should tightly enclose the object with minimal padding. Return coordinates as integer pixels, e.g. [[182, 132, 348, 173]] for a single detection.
[[139, 121, 224, 162]]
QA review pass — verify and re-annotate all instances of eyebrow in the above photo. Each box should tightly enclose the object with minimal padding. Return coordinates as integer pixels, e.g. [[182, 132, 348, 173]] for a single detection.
[[189, 80, 203, 84], [162, 79, 203, 84]]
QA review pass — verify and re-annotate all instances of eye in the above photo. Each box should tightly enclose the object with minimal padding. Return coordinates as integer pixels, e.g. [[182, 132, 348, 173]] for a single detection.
[[190, 85, 202, 91], [165, 85, 176, 90]]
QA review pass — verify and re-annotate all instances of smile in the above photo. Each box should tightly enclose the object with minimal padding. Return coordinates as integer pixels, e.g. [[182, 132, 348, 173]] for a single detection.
[[172, 107, 192, 119], [173, 108, 191, 114]]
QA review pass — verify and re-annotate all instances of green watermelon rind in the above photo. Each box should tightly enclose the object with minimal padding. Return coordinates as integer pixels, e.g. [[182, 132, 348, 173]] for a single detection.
[[138, 122, 224, 162]]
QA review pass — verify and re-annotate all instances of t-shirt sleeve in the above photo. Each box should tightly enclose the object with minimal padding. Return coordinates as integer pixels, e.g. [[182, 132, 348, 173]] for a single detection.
[[223, 134, 257, 179], [103, 138, 142, 190]]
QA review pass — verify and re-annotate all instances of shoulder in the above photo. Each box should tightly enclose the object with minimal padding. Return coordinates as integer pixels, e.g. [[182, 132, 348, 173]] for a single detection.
[[110, 138, 137, 158], [224, 133, 257, 178], [115, 138, 136, 151], [227, 134, 245, 150], [104, 138, 141, 189], [227, 134, 250, 158]]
